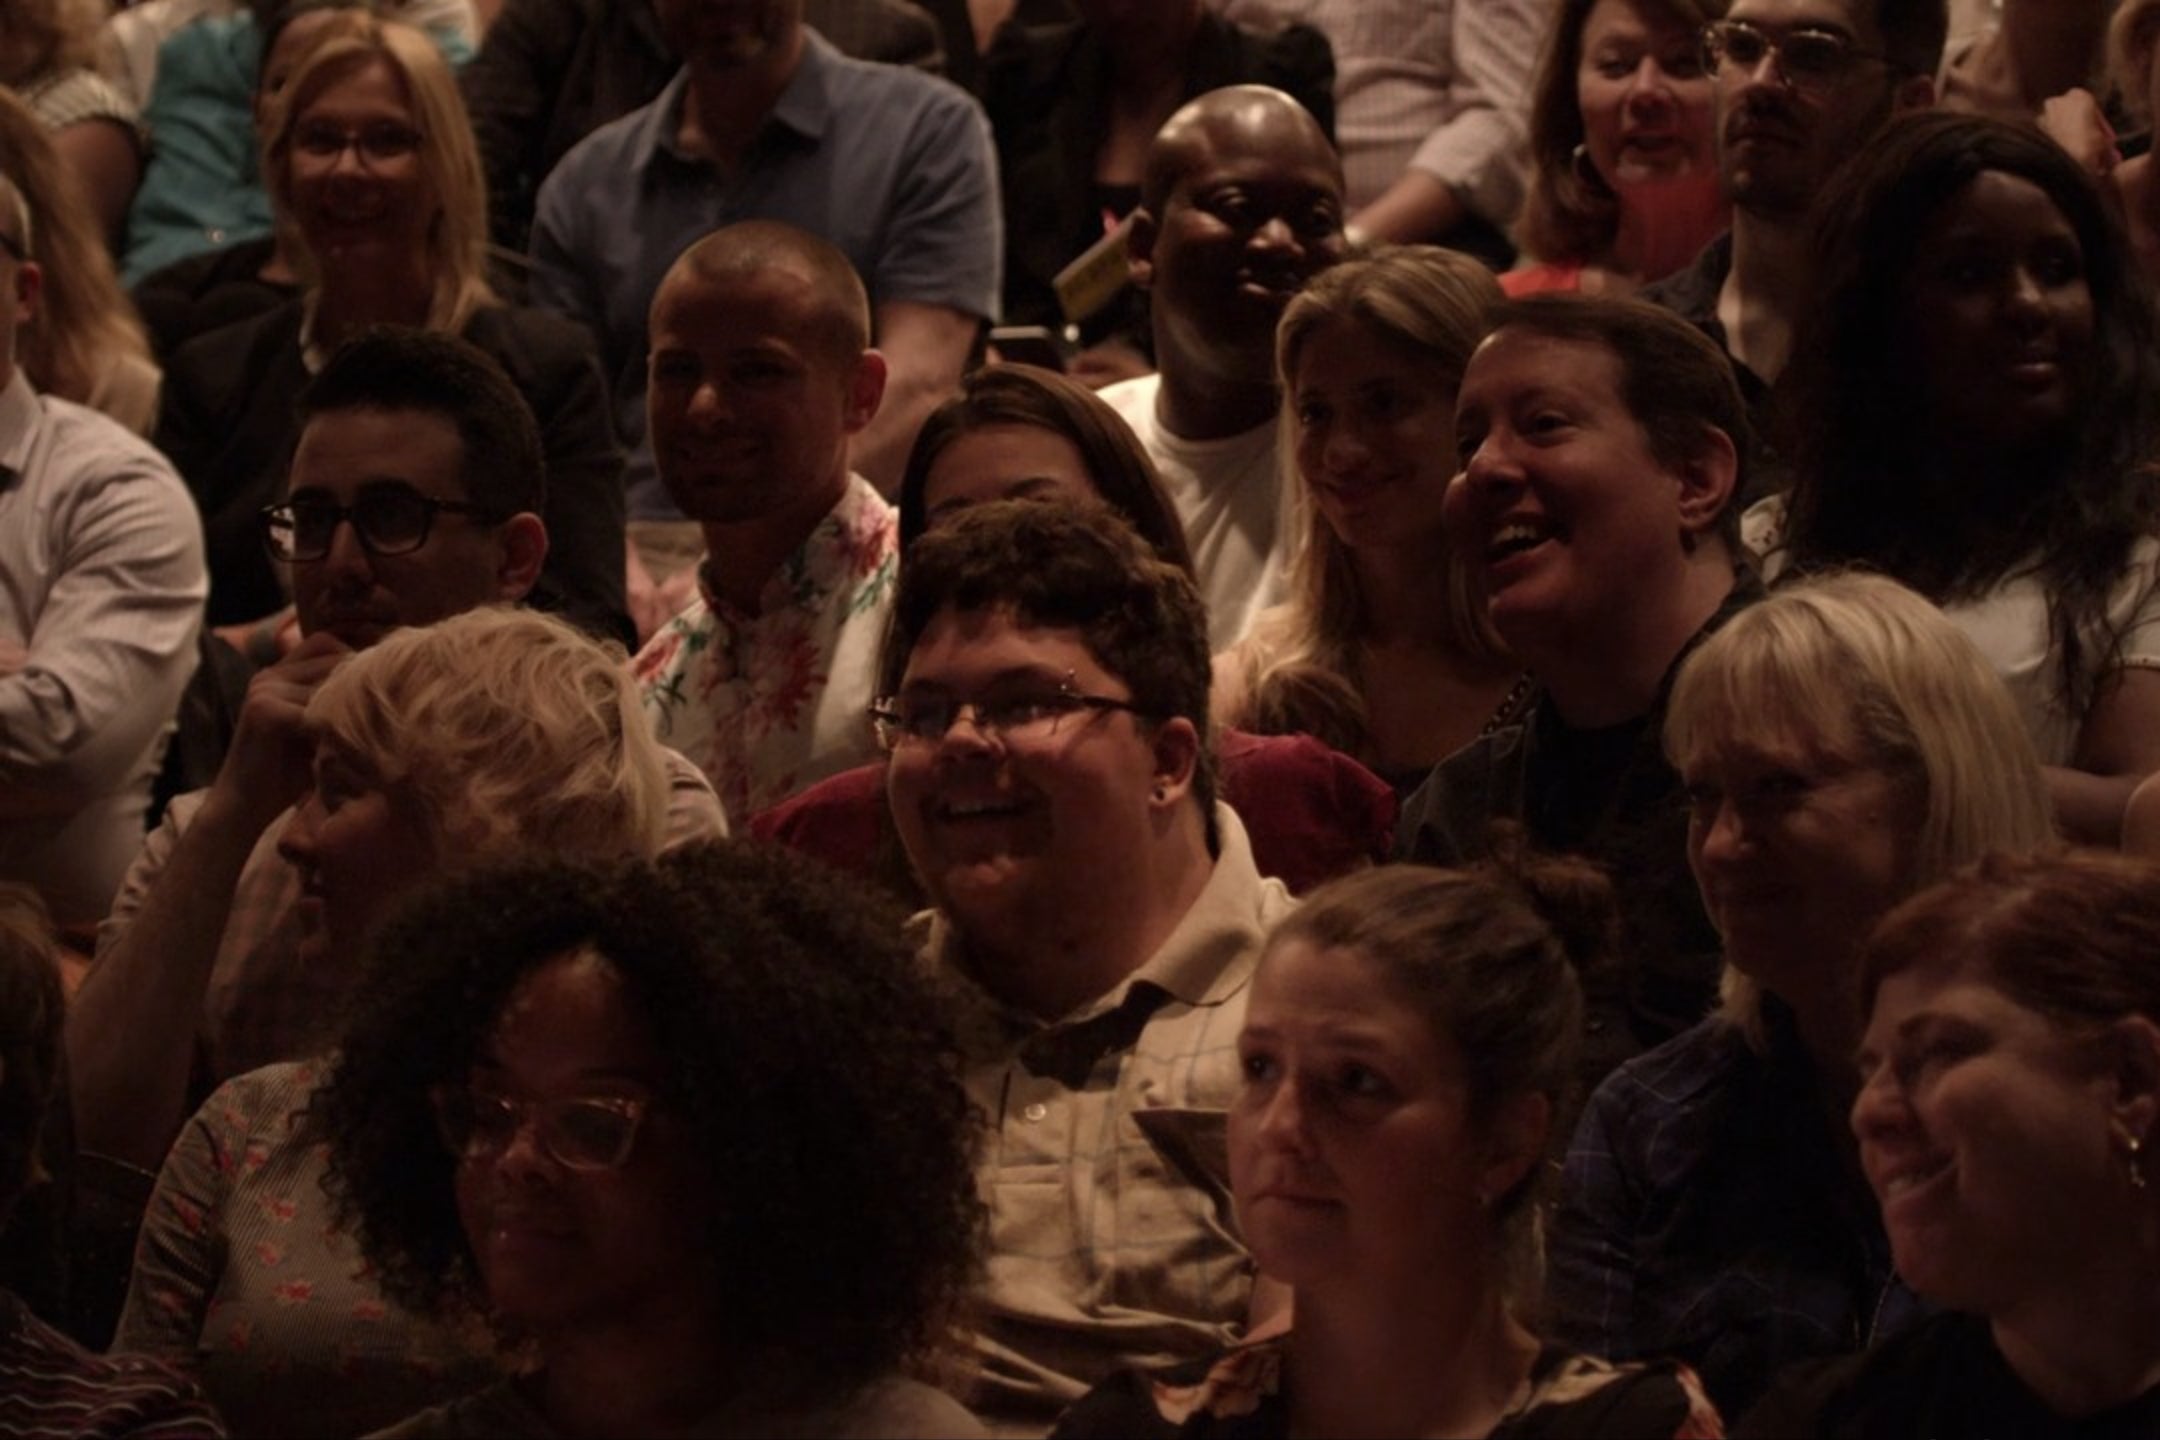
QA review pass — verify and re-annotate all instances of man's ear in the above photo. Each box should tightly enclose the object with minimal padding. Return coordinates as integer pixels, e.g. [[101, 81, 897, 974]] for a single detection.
[[1147, 714, 1201, 814], [1675, 425, 1738, 543], [1126, 207, 1159, 291], [494, 511, 549, 602], [1478, 1090, 1550, 1207], [845, 348, 889, 435]]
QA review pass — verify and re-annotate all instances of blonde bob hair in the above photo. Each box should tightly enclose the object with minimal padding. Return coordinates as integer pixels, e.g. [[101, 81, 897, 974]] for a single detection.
[[1665, 571, 2057, 1045], [1235, 246, 1509, 759], [264, 15, 496, 332], [306, 608, 669, 863]]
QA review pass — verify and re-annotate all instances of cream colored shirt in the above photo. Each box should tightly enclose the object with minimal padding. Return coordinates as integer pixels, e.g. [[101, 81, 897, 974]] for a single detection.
[[917, 807, 1297, 1433]]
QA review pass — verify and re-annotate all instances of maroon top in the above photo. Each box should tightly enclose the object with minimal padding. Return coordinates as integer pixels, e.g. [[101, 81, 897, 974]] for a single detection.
[[751, 728, 1395, 897]]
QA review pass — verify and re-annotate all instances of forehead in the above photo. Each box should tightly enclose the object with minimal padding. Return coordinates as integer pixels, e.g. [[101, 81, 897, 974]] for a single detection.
[[1583, 0, 1690, 42], [1924, 170, 2072, 237], [1168, 111, 1343, 202], [296, 54, 413, 117], [926, 425, 1091, 489], [1290, 315, 1451, 390], [651, 263, 828, 350], [290, 407, 467, 500], [901, 606, 1116, 689], [1250, 939, 1455, 1053], [1864, 953, 2012, 1039], [1462, 329, 1628, 408], [482, 950, 660, 1081], [1726, 0, 1880, 40]]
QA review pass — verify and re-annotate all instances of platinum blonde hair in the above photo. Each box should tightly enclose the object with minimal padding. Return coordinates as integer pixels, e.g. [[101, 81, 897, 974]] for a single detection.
[[307, 608, 669, 863], [1665, 571, 2057, 1044]]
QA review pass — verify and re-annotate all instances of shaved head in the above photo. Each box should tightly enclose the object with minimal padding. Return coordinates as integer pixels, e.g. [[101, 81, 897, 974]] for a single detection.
[[656, 219, 871, 364], [1141, 84, 1339, 217]]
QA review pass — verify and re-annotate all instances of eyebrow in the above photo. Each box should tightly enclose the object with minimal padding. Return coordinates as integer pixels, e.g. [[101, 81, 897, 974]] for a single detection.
[[899, 664, 1072, 693]]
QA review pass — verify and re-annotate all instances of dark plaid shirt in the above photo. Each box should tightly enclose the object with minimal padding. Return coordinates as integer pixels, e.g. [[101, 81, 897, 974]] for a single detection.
[[1548, 1005, 1930, 1419]]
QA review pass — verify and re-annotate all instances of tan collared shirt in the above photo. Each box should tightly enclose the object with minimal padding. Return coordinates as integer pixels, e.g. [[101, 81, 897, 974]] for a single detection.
[[917, 807, 1297, 1433]]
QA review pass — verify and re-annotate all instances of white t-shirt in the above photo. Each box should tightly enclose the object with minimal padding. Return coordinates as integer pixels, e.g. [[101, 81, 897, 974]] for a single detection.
[[1102, 374, 1292, 653], [1745, 496, 2160, 765]]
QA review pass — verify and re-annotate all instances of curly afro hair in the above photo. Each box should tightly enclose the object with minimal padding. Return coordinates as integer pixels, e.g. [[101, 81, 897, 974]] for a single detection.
[[313, 840, 983, 1399]]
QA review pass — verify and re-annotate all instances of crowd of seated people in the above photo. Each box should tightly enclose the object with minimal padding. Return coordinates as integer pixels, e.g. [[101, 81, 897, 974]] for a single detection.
[[11, 0, 2160, 1436]]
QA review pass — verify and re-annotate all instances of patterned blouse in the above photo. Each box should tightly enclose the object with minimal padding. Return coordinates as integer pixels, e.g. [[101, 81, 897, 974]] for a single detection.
[[114, 1062, 498, 1439], [1051, 1336, 1725, 1439], [633, 475, 897, 819]]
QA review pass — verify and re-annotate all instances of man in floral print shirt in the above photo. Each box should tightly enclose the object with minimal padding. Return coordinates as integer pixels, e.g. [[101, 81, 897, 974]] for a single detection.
[[633, 220, 899, 820]]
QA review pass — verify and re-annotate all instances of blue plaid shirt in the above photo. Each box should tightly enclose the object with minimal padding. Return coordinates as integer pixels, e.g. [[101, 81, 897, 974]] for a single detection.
[[1547, 1003, 1930, 1418]]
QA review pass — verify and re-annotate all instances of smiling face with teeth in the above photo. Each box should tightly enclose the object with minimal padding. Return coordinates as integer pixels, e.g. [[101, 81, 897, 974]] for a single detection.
[[886, 606, 1189, 967], [1445, 327, 1734, 662], [1852, 958, 2136, 1314], [1131, 90, 1347, 390], [283, 57, 439, 269]]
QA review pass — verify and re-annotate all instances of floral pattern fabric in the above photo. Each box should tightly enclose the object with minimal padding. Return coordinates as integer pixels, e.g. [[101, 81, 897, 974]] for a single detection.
[[1052, 1336, 1726, 1439], [633, 476, 898, 820], [114, 1062, 497, 1438]]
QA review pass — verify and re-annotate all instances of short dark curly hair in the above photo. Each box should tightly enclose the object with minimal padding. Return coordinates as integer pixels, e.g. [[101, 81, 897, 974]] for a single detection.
[[881, 498, 1218, 845], [314, 842, 982, 1401]]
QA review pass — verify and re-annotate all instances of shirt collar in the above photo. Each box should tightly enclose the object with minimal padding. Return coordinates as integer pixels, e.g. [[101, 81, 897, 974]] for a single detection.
[[644, 27, 839, 171], [923, 803, 1270, 1037], [695, 472, 888, 620], [0, 370, 40, 487]]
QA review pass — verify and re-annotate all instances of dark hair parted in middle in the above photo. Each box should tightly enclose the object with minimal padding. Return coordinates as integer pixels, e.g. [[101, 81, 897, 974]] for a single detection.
[[295, 326, 548, 519], [883, 498, 1218, 833], [314, 842, 982, 1397], [1779, 110, 2160, 718], [895, 363, 1196, 574]]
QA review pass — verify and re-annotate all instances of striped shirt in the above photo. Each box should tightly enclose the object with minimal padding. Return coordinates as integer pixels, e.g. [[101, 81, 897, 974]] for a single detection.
[[0, 1289, 226, 1438]]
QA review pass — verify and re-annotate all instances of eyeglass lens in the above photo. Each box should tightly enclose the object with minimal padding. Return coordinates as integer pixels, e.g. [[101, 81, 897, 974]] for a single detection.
[[269, 490, 437, 560]]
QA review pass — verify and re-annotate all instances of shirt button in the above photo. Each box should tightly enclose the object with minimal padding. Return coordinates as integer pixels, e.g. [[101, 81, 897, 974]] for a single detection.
[[1021, 1102, 1048, 1123]]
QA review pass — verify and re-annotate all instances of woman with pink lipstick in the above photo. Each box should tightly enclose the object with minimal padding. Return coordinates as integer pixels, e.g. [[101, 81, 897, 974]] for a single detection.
[[1212, 246, 1525, 796], [113, 608, 673, 1438], [1761, 110, 2160, 846], [1054, 859, 1724, 1439], [1737, 849, 2160, 1436], [1505, 0, 1728, 298], [1547, 574, 2057, 1420]]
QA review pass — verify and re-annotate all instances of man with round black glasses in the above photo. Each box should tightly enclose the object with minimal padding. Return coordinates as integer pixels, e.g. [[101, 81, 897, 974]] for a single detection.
[[71, 330, 726, 1191]]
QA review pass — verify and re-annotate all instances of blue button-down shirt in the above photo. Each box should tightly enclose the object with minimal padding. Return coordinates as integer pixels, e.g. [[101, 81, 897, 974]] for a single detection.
[[529, 30, 1001, 519]]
